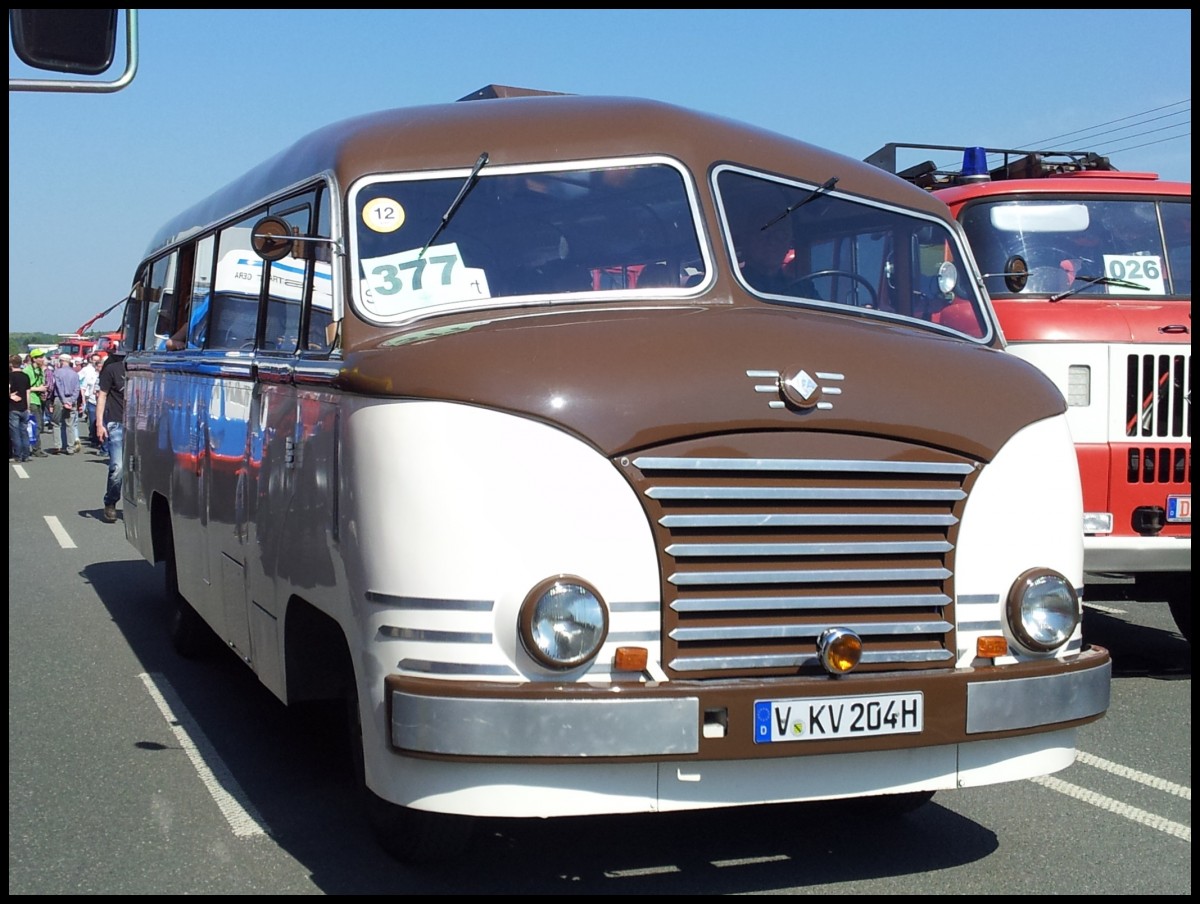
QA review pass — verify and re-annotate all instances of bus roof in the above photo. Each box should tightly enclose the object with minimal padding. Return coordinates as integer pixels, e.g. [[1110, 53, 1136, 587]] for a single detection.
[[144, 92, 952, 260]]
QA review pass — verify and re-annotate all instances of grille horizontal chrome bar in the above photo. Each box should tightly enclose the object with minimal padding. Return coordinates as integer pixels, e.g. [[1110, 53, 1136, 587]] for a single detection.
[[667, 540, 952, 557], [660, 513, 958, 528], [671, 648, 955, 672], [668, 567, 952, 586], [647, 486, 965, 501], [670, 593, 952, 612], [671, 620, 953, 641], [634, 456, 974, 475]]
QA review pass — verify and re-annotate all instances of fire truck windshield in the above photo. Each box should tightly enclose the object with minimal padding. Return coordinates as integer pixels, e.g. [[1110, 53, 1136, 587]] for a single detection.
[[962, 197, 1190, 298]]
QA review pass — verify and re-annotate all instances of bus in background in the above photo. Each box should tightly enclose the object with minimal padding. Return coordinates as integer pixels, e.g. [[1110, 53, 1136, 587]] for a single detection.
[[116, 90, 1109, 863], [867, 144, 1191, 641]]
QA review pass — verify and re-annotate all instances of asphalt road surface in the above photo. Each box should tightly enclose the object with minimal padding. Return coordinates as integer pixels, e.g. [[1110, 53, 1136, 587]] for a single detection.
[[8, 449, 1191, 894]]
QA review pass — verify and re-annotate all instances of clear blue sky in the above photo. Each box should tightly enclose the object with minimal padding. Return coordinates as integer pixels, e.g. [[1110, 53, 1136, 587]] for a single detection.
[[8, 9, 1191, 335]]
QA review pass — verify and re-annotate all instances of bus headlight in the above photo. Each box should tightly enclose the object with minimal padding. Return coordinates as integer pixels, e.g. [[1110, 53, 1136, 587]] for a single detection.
[[519, 576, 608, 669], [1006, 569, 1079, 652]]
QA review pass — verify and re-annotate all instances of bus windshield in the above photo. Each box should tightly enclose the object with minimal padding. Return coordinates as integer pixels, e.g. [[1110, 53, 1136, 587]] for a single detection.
[[961, 198, 1191, 298], [350, 158, 708, 324], [716, 167, 991, 340]]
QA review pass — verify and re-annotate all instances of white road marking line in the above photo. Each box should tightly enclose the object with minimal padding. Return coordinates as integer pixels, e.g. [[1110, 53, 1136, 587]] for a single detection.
[[1077, 751, 1191, 799], [43, 515, 77, 549], [604, 865, 682, 878], [12, 463, 31, 478], [1083, 601, 1127, 615], [1032, 774, 1191, 842], [138, 672, 268, 838], [711, 854, 791, 867]]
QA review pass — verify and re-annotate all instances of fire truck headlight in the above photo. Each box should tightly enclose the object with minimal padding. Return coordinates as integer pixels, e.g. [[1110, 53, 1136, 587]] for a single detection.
[[519, 576, 609, 669], [1006, 569, 1079, 653]]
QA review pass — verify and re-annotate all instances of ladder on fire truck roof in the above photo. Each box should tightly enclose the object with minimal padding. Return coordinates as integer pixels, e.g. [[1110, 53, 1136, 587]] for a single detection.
[[865, 143, 1115, 190]]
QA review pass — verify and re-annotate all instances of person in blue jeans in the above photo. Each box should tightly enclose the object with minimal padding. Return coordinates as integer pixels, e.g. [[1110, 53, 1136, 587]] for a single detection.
[[9, 355, 33, 463], [95, 350, 126, 522], [52, 353, 82, 454]]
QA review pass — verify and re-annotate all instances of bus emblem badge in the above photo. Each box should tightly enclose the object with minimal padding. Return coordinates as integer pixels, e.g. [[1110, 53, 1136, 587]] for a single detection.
[[780, 368, 821, 409]]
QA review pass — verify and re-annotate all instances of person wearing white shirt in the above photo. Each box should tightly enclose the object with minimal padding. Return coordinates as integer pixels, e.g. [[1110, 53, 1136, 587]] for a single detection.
[[79, 354, 102, 448]]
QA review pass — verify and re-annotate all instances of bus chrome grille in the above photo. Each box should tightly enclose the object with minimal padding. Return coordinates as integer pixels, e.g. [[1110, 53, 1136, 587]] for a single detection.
[[622, 436, 977, 679]]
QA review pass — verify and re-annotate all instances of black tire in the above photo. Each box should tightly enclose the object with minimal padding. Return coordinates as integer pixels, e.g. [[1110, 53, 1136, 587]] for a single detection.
[[1162, 577, 1192, 644], [365, 792, 475, 866], [343, 677, 474, 864], [164, 523, 215, 658], [1167, 596, 1192, 643], [1138, 573, 1191, 643]]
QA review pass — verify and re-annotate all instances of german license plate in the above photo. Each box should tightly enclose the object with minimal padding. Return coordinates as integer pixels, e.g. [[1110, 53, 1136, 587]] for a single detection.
[[754, 692, 923, 743], [1167, 495, 1190, 523]]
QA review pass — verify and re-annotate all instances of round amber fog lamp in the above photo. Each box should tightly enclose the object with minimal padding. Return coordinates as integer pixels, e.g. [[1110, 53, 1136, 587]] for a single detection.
[[818, 627, 863, 675]]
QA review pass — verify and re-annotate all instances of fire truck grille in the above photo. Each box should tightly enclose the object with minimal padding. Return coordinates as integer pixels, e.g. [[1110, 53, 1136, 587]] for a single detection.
[[624, 438, 976, 679], [1125, 352, 1191, 440], [1126, 447, 1192, 485]]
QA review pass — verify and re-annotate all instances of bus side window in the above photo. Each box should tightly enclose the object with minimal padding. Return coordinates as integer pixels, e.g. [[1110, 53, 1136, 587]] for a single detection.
[[209, 215, 267, 351], [142, 252, 176, 351], [184, 236, 215, 349], [208, 294, 260, 350]]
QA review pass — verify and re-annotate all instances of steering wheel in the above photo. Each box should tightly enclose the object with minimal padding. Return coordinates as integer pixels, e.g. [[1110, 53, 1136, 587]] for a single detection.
[[793, 269, 878, 308]]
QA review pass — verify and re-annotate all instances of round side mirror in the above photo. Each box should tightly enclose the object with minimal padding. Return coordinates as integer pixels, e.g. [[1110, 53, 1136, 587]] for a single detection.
[[1003, 255, 1029, 293], [252, 216, 294, 262]]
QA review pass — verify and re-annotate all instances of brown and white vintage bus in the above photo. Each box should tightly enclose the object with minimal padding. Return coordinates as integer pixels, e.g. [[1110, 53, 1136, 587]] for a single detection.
[[116, 86, 1111, 861]]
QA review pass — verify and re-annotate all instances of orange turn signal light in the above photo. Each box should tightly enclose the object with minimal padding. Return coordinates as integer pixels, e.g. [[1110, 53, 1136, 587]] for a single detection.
[[976, 636, 1009, 658], [614, 647, 648, 671]]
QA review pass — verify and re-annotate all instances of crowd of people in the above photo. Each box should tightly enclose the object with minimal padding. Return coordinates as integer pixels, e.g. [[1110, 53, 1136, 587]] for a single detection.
[[9, 345, 126, 522]]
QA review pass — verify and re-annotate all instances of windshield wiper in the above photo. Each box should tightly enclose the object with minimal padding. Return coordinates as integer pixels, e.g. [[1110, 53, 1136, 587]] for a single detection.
[[1049, 273, 1150, 303], [760, 176, 838, 231], [419, 151, 488, 258]]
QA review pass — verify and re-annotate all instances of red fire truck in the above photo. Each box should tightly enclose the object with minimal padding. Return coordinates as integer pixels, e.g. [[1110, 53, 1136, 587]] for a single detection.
[[56, 299, 126, 362], [867, 144, 1191, 640]]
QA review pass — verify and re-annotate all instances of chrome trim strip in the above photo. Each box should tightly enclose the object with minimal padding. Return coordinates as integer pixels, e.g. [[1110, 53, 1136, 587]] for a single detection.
[[671, 620, 953, 641], [292, 362, 341, 384], [660, 513, 958, 528], [966, 659, 1112, 733], [670, 648, 954, 671], [669, 567, 952, 586], [957, 594, 1002, 604], [381, 627, 492, 643], [391, 692, 700, 756], [397, 660, 519, 676], [666, 540, 952, 557], [647, 486, 964, 501], [633, 456, 974, 475], [672, 593, 951, 612], [607, 630, 661, 642], [365, 592, 493, 610], [609, 600, 660, 612]]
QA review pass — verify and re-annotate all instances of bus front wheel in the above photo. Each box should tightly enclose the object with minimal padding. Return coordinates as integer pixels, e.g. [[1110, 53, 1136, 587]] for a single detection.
[[343, 679, 474, 864], [164, 523, 215, 658]]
